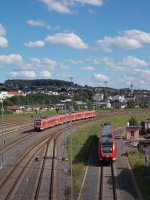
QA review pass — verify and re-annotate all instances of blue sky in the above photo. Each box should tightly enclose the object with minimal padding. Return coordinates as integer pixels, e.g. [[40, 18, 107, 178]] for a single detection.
[[0, 0, 150, 89]]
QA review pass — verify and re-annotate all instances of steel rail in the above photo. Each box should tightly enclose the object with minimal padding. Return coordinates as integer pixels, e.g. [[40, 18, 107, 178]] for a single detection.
[[34, 139, 50, 200], [4, 144, 46, 200], [1, 129, 62, 200], [99, 165, 103, 200], [0, 136, 50, 191], [49, 138, 56, 200], [111, 163, 117, 200], [99, 163, 117, 200]]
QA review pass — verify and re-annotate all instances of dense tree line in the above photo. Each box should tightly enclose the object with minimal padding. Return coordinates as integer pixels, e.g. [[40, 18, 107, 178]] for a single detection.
[[3, 93, 62, 106], [4, 79, 75, 90]]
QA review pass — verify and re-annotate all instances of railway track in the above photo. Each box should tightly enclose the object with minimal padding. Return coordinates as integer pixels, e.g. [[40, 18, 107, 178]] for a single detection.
[[34, 137, 57, 200], [0, 117, 93, 156], [0, 118, 94, 200], [99, 163, 117, 200], [0, 128, 62, 200], [0, 138, 49, 199], [0, 109, 146, 199]]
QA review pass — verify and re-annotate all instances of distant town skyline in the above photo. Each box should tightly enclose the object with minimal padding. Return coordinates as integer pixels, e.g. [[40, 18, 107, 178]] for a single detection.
[[0, 0, 150, 89]]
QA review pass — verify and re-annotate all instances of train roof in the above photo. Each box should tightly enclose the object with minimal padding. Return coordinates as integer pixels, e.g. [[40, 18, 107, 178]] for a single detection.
[[101, 124, 113, 143]]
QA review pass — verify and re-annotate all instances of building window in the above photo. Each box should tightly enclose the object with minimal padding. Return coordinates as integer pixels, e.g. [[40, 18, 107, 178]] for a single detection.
[[131, 131, 134, 137]]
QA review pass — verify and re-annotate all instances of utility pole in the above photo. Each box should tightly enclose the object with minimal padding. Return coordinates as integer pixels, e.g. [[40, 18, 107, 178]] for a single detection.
[[104, 81, 108, 101], [0, 97, 4, 168], [64, 102, 67, 159], [69, 76, 74, 111], [69, 76, 73, 200]]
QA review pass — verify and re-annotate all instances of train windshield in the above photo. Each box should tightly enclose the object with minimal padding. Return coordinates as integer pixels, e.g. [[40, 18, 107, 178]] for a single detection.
[[102, 142, 113, 154], [35, 120, 42, 126]]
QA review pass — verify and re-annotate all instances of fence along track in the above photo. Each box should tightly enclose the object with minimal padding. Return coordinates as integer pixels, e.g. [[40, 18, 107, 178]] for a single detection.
[[99, 163, 117, 200]]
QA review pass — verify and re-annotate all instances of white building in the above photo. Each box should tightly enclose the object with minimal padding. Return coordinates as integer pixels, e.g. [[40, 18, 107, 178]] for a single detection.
[[0, 91, 21, 99], [112, 95, 125, 102], [93, 93, 104, 101]]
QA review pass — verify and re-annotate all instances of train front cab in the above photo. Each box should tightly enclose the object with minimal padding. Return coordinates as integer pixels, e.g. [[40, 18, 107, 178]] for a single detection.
[[34, 119, 43, 131], [98, 139, 117, 164]]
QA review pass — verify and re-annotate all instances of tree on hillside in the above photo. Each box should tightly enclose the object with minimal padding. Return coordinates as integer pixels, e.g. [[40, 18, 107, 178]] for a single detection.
[[127, 100, 136, 108]]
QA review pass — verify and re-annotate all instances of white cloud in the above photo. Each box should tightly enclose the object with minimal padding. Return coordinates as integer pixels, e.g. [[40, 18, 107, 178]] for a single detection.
[[0, 24, 8, 47], [81, 66, 95, 71], [97, 36, 142, 52], [0, 54, 23, 65], [0, 24, 6, 36], [97, 29, 150, 52], [122, 56, 149, 68], [68, 59, 84, 64], [40, 70, 52, 78], [40, 0, 104, 14], [60, 63, 69, 70], [120, 75, 135, 84], [45, 33, 88, 49], [93, 73, 109, 82], [29, 57, 41, 65], [40, 0, 71, 14], [135, 69, 150, 80], [117, 70, 150, 89], [53, 25, 61, 31], [0, 54, 58, 73], [43, 58, 56, 70], [76, 0, 103, 6], [56, 73, 74, 80], [9, 71, 36, 78], [29, 57, 57, 70], [24, 40, 45, 47], [91, 56, 115, 66], [123, 29, 150, 43], [27, 19, 51, 30], [0, 36, 8, 47], [88, 55, 150, 74]]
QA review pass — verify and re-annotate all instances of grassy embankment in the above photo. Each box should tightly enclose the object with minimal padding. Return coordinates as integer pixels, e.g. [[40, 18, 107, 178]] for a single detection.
[[2, 109, 57, 120], [66, 110, 150, 199], [128, 152, 150, 200]]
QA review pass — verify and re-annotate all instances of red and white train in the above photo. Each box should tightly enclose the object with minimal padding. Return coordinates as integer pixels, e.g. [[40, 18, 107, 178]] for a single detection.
[[34, 110, 96, 131], [98, 122, 117, 163]]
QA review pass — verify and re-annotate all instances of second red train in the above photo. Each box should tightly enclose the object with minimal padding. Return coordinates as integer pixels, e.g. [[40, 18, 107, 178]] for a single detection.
[[34, 110, 96, 131]]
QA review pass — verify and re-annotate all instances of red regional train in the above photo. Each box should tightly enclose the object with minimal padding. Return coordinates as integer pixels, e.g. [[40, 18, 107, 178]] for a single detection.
[[98, 122, 117, 163], [34, 110, 96, 131]]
